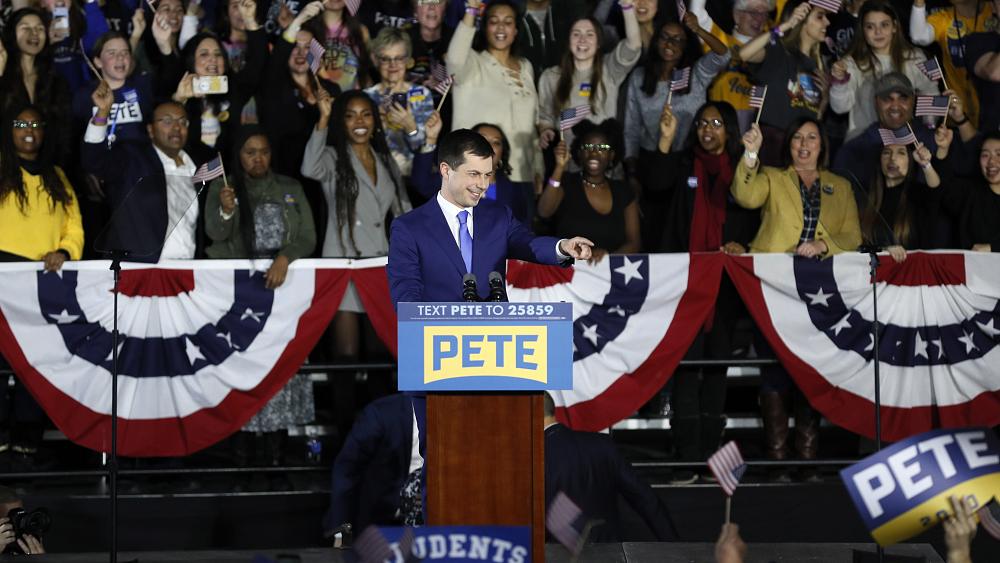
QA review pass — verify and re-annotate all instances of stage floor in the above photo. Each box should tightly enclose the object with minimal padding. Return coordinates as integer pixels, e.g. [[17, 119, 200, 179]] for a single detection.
[[7, 543, 944, 562]]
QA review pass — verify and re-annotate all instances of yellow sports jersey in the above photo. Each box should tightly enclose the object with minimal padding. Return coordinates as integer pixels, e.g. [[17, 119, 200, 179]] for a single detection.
[[926, 4, 997, 127]]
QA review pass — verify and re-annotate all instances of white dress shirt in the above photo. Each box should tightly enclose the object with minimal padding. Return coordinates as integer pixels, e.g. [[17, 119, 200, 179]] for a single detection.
[[153, 146, 199, 260], [434, 191, 568, 258]]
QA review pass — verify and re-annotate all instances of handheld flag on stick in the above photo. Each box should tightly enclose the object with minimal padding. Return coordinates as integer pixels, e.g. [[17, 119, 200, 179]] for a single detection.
[[547, 492, 583, 555], [707, 441, 747, 524], [352, 526, 393, 562], [707, 441, 747, 498], [667, 67, 690, 105], [434, 76, 455, 112], [878, 125, 917, 146], [748, 85, 767, 124], [808, 0, 842, 13], [193, 154, 226, 184], [307, 38, 326, 74], [917, 57, 948, 91], [559, 105, 591, 131], [914, 95, 950, 118], [345, 0, 361, 16]]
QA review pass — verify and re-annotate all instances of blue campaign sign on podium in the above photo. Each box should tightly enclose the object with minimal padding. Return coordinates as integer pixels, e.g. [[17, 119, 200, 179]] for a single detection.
[[397, 302, 573, 391]]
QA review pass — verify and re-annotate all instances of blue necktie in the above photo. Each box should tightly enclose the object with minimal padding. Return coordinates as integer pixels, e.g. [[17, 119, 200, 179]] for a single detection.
[[457, 210, 473, 273]]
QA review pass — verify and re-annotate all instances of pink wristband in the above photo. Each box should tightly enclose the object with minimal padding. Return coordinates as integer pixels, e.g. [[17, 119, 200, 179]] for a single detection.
[[92, 116, 109, 125], [465, 5, 480, 16], [620, 3, 634, 10], [548, 178, 561, 188]]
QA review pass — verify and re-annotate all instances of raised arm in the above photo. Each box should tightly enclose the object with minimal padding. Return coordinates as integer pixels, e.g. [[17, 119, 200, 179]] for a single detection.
[[739, 2, 810, 63], [301, 89, 335, 181], [909, 0, 934, 47], [730, 124, 770, 209], [445, 0, 480, 81]]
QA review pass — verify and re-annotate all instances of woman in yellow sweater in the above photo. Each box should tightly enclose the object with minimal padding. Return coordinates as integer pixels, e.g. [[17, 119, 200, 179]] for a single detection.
[[0, 105, 83, 269], [0, 105, 83, 463]]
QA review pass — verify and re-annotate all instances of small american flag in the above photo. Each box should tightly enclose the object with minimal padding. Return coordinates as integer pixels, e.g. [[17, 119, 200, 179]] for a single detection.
[[675, 0, 686, 19], [353, 526, 393, 562], [670, 67, 691, 92], [748, 85, 767, 109], [432, 73, 454, 96], [979, 501, 1000, 541], [808, 0, 842, 12], [307, 38, 326, 74], [345, 0, 361, 16], [546, 491, 583, 554], [707, 441, 747, 497], [917, 58, 943, 81], [914, 95, 950, 117], [396, 527, 415, 562], [878, 126, 917, 146], [430, 58, 450, 83], [192, 155, 225, 183], [559, 105, 591, 131]]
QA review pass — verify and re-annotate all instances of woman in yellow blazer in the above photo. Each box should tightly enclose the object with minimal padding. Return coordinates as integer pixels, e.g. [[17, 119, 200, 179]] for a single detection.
[[731, 116, 861, 482], [733, 117, 861, 256]]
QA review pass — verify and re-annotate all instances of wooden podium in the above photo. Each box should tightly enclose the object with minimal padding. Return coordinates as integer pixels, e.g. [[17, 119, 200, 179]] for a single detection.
[[426, 393, 544, 562], [397, 301, 573, 562]]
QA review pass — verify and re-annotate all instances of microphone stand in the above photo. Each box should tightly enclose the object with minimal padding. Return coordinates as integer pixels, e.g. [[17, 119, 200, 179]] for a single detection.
[[108, 251, 129, 563], [859, 244, 884, 563]]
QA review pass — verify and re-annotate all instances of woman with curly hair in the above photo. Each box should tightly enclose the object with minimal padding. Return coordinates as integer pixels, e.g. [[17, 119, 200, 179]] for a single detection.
[[538, 118, 639, 263]]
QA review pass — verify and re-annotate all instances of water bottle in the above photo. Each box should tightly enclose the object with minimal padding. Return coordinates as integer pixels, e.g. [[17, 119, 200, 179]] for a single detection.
[[306, 430, 322, 464]]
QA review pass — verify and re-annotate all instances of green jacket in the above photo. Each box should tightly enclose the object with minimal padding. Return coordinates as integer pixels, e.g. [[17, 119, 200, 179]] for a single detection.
[[205, 172, 316, 261]]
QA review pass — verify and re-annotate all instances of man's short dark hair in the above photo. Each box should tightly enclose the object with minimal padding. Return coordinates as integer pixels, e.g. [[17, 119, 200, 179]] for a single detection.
[[438, 129, 494, 170], [543, 393, 555, 418]]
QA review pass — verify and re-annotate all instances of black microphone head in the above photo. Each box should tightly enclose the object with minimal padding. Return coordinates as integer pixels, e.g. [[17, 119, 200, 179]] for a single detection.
[[463, 273, 477, 285], [488, 271, 503, 286]]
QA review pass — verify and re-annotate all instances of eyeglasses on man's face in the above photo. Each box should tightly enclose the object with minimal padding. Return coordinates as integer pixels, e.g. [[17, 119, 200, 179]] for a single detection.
[[155, 116, 190, 128]]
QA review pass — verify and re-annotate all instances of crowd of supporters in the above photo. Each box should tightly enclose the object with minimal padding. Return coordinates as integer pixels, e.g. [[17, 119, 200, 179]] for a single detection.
[[1, 0, 1000, 473]]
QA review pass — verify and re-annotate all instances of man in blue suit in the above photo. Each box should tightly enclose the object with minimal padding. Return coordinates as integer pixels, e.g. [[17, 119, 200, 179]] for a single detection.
[[387, 128, 593, 305]]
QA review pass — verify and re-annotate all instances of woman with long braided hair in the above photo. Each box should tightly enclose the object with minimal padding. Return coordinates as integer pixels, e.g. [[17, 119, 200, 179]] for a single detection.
[[302, 88, 411, 433]]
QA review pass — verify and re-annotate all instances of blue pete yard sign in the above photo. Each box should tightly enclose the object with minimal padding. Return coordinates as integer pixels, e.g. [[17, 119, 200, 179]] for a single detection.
[[397, 302, 573, 391], [840, 427, 1000, 546]]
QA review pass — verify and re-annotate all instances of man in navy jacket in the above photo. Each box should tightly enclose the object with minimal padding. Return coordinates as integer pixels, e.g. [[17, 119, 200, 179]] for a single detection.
[[544, 393, 677, 542]]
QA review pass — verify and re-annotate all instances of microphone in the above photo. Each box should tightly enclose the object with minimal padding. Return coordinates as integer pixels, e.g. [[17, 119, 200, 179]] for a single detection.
[[487, 271, 507, 302], [462, 273, 479, 302]]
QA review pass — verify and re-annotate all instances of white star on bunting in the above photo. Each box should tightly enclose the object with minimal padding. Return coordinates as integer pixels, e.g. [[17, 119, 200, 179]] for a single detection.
[[914, 332, 929, 359], [241, 308, 263, 323], [185, 336, 206, 364], [580, 323, 600, 347], [48, 309, 79, 324], [831, 313, 852, 336], [958, 330, 978, 354], [805, 287, 833, 306], [976, 319, 1000, 338], [614, 256, 644, 285]]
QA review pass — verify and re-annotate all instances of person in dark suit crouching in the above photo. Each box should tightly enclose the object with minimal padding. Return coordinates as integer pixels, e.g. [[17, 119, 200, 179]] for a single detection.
[[544, 393, 677, 543], [322, 393, 423, 543]]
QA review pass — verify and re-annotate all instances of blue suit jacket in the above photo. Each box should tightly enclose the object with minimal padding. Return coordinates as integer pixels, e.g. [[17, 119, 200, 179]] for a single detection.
[[388, 197, 565, 306], [323, 394, 414, 534]]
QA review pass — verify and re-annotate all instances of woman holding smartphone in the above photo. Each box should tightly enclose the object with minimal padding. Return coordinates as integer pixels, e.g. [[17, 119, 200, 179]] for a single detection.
[[364, 27, 435, 177], [168, 17, 267, 163]]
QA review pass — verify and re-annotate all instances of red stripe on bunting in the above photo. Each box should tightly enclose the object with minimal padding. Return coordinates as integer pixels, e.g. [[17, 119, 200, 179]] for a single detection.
[[118, 268, 196, 297], [873, 252, 966, 286], [506, 258, 575, 288], [354, 266, 399, 357], [0, 268, 350, 457], [554, 253, 726, 432]]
